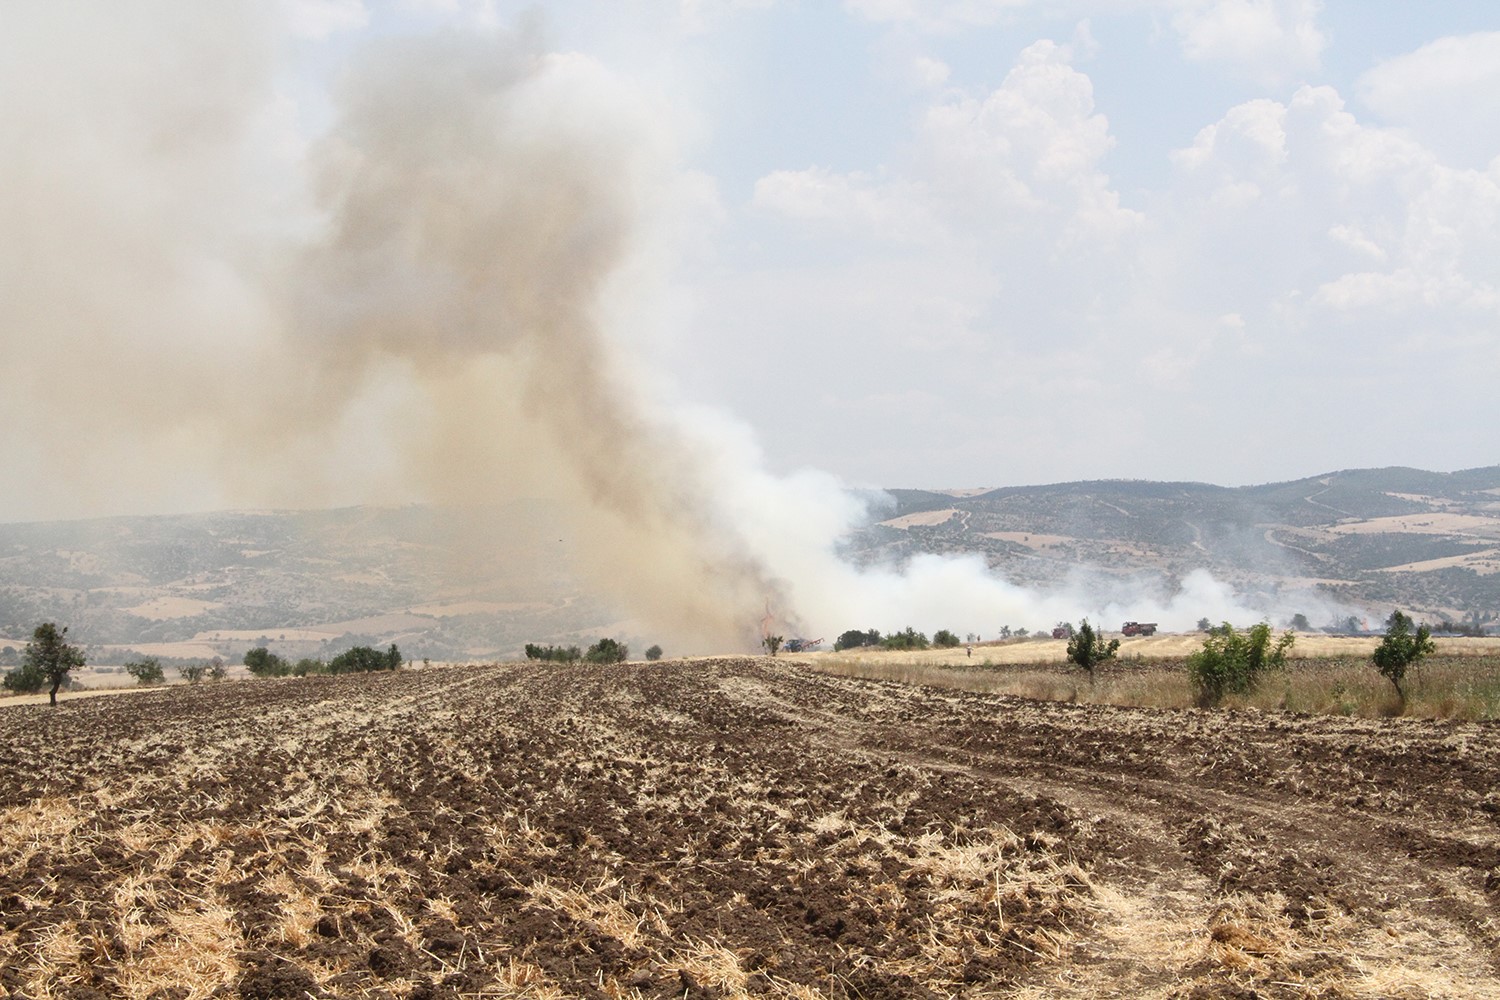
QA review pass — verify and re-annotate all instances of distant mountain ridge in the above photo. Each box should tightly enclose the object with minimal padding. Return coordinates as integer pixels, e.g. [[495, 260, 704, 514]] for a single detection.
[[850, 465, 1500, 626], [1, 465, 1497, 663]]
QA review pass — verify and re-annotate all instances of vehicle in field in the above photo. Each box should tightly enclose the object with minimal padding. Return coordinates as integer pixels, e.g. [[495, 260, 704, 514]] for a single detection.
[[1121, 621, 1158, 636], [1051, 624, 1075, 640], [784, 637, 823, 653]]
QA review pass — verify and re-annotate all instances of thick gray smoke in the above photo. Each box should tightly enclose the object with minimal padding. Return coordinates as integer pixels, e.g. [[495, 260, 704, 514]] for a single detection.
[[0, 5, 1335, 650]]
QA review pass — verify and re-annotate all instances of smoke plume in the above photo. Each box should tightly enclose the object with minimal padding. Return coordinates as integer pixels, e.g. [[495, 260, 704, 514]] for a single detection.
[[0, 6, 1333, 651]]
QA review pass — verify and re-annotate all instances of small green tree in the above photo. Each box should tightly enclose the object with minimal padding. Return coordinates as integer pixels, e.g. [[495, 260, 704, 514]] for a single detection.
[[1187, 621, 1295, 707], [1065, 619, 1119, 683], [881, 627, 929, 651], [124, 656, 165, 686], [644, 644, 663, 661], [585, 637, 628, 663], [3, 655, 47, 695], [244, 647, 290, 678], [178, 662, 207, 684], [1372, 610, 1434, 702], [834, 629, 881, 651], [933, 629, 961, 648], [327, 645, 400, 674], [762, 635, 784, 656], [1196, 617, 1212, 632], [14, 623, 86, 705]]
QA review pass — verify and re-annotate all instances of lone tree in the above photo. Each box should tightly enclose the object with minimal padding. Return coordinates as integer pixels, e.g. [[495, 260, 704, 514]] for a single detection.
[[1187, 621, 1294, 707], [1372, 610, 1434, 702], [644, 644, 663, 661], [585, 637, 628, 663], [124, 656, 165, 686], [762, 635, 783, 657], [244, 647, 290, 678], [834, 629, 881, 651], [24, 623, 85, 706], [1065, 619, 1119, 683], [933, 629, 961, 648]]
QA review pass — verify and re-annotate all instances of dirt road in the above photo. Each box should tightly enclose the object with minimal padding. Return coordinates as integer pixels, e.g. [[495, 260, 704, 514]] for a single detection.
[[2, 659, 1497, 998]]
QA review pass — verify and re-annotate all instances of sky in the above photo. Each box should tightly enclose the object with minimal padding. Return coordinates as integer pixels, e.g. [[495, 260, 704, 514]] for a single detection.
[[3, 0, 1499, 527]]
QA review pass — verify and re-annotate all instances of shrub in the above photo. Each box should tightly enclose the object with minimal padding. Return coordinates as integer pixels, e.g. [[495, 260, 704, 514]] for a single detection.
[[881, 627, 929, 651], [933, 629, 961, 648], [178, 662, 207, 684], [644, 644, 663, 661], [1066, 619, 1119, 682], [328, 644, 402, 674], [292, 658, 325, 676], [1187, 621, 1294, 706], [10, 623, 86, 705], [525, 644, 582, 662], [834, 629, 881, 651], [1373, 610, 1434, 700], [124, 657, 165, 686], [3, 658, 46, 695], [585, 637, 628, 664], [244, 647, 290, 678], [762, 635, 783, 656]]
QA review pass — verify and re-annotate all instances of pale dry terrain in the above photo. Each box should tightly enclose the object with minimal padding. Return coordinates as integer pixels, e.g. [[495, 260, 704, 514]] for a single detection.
[[806, 633, 1500, 667], [3, 659, 1499, 998]]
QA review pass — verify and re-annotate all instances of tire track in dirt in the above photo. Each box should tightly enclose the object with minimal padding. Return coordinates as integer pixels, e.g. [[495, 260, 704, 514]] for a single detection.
[[728, 664, 1500, 997], [4, 659, 1499, 999]]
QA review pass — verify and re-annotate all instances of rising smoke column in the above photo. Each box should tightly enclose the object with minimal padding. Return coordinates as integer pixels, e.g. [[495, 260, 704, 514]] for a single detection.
[[0, 5, 1313, 650], [278, 29, 796, 650]]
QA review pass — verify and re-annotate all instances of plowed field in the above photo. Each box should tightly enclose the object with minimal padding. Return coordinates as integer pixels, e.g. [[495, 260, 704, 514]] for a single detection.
[[3, 659, 1499, 998]]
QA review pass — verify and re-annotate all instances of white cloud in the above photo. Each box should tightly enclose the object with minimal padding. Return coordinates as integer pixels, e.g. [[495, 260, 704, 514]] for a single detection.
[[282, 0, 368, 38], [1170, 0, 1324, 85], [910, 54, 952, 89], [752, 168, 937, 240], [1357, 32, 1500, 170], [918, 40, 1140, 242]]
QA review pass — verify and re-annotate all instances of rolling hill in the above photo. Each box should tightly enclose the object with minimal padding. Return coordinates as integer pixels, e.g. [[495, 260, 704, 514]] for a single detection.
[[1, 466, 1496, 666]]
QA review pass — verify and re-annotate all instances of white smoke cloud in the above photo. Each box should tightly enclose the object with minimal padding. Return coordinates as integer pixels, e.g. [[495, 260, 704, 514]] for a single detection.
[[0, 2, 1360, 653]]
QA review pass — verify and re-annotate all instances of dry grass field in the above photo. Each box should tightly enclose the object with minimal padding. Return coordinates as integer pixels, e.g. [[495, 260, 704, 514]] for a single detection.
[[806, 635, 1500, 720], [4, 658, 1500, 998]]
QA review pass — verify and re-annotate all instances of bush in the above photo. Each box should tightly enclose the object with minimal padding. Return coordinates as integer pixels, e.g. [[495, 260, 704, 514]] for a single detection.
[[1188, 621, 1294, 706], [933, 629, 961, 648], [585, 637, 628, 664], [644, 644, 663, 661], [124, 657, 165, 686], [834, 629, 881, 651], [10, 623, 86, 704], [3, 658, 46, 695], [292, 658, 325, 677], [244, 647, 290, 678], [328, 644, 402, 674], [1373, 610, 1434, 700], [881, 627, 929, 651], [178, 662, 207, 684], [762, 635, 783, 656], [525, 644, 581, 662], [1066, 619, 1119, 682]]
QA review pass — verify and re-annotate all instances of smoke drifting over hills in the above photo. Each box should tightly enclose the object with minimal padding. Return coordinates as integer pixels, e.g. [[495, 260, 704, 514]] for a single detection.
[[1, 6, 1316, 649]]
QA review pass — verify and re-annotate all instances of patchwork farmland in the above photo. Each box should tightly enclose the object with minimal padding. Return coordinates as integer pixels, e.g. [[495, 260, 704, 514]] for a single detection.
[[3, 659, 1499, 998]]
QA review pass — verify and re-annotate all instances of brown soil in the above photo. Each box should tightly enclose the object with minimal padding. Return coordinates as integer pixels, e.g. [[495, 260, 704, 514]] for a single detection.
[[2, 659, 1497, 998]]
